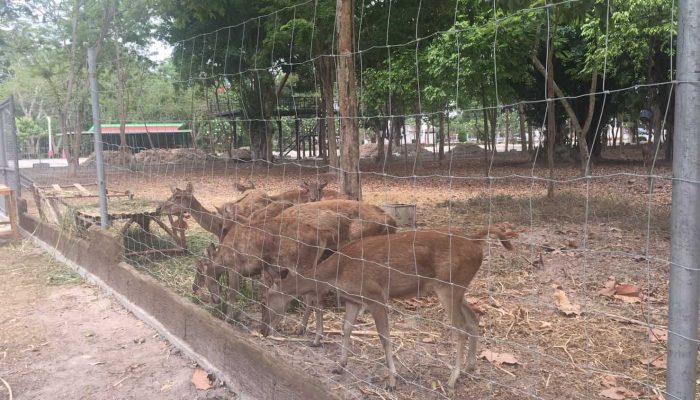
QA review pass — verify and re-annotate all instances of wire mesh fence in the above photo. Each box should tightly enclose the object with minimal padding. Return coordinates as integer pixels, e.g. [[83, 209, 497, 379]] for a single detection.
[[3, 0, 696, 398]]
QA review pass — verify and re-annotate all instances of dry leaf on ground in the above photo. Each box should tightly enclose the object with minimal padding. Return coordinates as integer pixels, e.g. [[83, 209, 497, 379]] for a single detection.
[[614, 294, 642, 304], [640, 356, 667, 369], [479, 349, 519, 366], [553, 289, 581, 316], [599, 281, 643, 303], [648, 328, 668, 343], [598, 280, 618, 296], [601, 375, 618, 388], [615, 284, 641, 297], [192, 368, 213, 390], [599, 386, 641, 399]]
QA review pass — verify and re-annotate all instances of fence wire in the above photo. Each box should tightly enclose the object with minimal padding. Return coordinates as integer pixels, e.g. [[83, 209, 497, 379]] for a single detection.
[[8, 0, 693, 399]]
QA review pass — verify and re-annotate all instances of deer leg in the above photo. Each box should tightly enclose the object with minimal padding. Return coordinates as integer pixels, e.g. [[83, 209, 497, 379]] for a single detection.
[[435, 286, 468, 389], [311, 307, 324, 347], [296, 295, 314, 336], [367, 302, 397, 391], [332, 301, 361, 374], [461, 302, 480, 373], [225, 268, 241, 321]]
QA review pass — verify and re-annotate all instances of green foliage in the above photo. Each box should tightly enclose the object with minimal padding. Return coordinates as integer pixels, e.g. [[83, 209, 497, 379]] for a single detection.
[[16, 116, 44, 139], [458, 130, 467, 143]]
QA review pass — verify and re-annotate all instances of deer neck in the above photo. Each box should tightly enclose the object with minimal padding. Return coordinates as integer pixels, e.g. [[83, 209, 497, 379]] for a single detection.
[[183, 196, 225, 238]]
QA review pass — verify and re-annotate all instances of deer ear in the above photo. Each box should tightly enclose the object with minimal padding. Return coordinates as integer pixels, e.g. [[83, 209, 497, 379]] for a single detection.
[[320, 180, 328, 189], [171, 186, 177, 194], [185, 182, 194, 193], [300, 180, 308, 188], [248, 180, 255, 189]]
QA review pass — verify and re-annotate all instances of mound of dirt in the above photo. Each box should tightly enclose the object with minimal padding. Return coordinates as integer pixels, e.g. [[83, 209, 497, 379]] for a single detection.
[[399, 143, 432, 157], [229, 147, 252, 160], [447, 143, 484, 157], [82, 148, 218, 168]]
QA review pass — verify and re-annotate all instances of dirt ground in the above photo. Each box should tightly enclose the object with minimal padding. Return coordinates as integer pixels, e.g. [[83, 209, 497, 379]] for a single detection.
[[17, 148, 697, 399], [0, 238, 234, 400]]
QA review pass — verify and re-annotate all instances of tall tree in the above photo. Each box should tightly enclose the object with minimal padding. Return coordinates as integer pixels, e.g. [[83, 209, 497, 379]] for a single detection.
[[335, 0, 360, 199]]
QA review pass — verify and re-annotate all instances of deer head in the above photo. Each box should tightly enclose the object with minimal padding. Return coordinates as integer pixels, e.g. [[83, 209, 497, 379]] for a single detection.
[[300, 179, 329, 202], [156, 182, 197, 215]]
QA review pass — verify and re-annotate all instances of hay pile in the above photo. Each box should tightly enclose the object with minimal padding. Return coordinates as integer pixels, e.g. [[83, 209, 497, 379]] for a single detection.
[[82, 148, 216, 168], [360, 143, 379, 158], [447, 143, 484, 158], [134, 148, 210, 164], [81, 150, 135, 168]]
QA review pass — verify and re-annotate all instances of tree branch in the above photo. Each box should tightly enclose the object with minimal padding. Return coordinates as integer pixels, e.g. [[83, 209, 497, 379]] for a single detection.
[[530, 54, 582, 132]]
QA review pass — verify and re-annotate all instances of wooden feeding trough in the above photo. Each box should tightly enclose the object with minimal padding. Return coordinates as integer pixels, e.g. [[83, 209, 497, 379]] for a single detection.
[[381, 203, 416, 228], [30, 183, 188, 256]]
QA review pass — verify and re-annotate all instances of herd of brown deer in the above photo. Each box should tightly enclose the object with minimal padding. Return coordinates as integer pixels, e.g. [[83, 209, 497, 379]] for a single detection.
[[157, 179, 516, 391]]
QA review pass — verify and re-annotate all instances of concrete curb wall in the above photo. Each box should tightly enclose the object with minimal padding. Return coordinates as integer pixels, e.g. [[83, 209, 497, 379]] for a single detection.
[[19, 213, 338, 400]]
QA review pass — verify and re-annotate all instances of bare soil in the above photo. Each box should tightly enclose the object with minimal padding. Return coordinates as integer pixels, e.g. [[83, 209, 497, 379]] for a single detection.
[[18, 149, 696, 399], [0, 238, 234, 400]]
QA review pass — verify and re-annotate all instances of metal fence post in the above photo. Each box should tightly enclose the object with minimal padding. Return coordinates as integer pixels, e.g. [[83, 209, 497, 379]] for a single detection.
[[666, 0, 700, 399], [87, 47, 109, 229]]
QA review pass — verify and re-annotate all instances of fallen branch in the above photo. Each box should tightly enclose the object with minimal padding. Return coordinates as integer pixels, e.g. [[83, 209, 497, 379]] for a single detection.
[[0, 376, 12, 400]]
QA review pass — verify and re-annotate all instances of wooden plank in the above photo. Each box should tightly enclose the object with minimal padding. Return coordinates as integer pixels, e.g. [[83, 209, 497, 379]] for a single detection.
[[51, 184, 62, 193], [73, 183, 92, 196]]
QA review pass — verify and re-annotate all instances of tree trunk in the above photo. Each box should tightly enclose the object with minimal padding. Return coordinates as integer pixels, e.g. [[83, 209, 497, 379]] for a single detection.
[[386, 117, 395, 167], [546, 35, 556, 198], [488, 108, 497, 155], [438, 112, 445, 161], [650, 96, 662, 166], [446, 114, 451, 155], [481, 96, 490, 176], [665, 123, 673, 161], [527, 120, 533, 153], [518, 104, 527, 153], [532, 55, 596, 176], [319, 56, 338, 169], [335, 0, 361, 200], [504, 109, 510, 152], [69, 100, 85, 175], [114, 25, 129, 156], [376, 119, 385, 164], [413, 111, 422, 169], [318, 90, 327, 159]]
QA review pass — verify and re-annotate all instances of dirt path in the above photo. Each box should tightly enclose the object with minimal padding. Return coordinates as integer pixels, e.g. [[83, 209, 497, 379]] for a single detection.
[[0, 238, 234, 400]]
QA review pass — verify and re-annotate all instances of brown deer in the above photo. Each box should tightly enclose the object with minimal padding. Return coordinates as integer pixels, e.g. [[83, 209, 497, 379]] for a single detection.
[[218, 180, 346, 230], [280, 199, 397, 240], [214, 207, 351, 321], [246, 187, 357, 223], [234, 179, 256, 193], [199, 199, 396, 327], [157, 183, 228, 239], [262, 228, 515, 390]]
